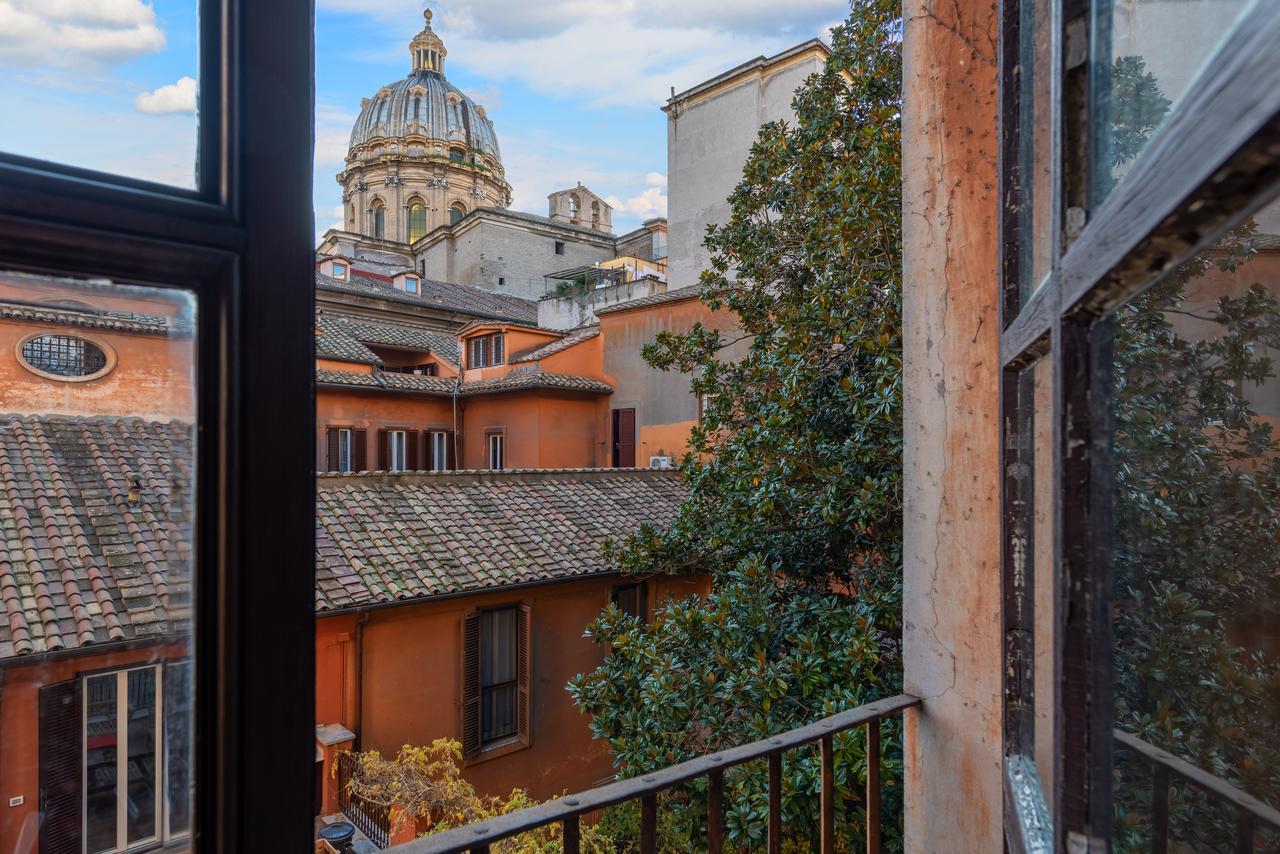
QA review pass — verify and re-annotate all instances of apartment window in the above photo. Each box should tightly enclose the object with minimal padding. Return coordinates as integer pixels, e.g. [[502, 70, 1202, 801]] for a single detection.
[[554, 241, 565, 255], [71, 663, 191, 853], [429, 430, 454, 471], [326, 426, 366, 472], [467, 333, 505, 368], [405, 276, 419, 293], [498, 277, 505, 288], [611, 582, 647, 623], [487, 432, 504, 470], [332, 262, 347, 279], [651, 229, 667, 259], [378, 428, 418, 471], [461, 604, 531, 756]]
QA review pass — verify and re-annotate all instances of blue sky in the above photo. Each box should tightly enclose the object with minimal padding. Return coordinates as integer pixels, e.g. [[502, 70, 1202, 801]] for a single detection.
[[0, 0, 848, 242]]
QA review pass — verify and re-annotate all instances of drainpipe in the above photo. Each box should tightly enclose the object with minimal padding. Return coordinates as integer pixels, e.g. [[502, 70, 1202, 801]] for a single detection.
[[353, 612, 371, 750]]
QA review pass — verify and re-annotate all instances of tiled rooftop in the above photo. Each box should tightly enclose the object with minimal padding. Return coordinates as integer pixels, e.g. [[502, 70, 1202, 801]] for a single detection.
[[0, 301, 174, 335], [315, 468, 685, 610], [316, 313, 460, 366], [0, 415, 193, 658], [593, 284, 705, 315], [316, 367, 612, 396], [510, 326, 600, 364], [316, 271, 538, 324]]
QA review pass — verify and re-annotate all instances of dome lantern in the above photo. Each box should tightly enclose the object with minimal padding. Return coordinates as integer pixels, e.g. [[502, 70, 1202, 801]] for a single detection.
[[410, 7, 447, 74]]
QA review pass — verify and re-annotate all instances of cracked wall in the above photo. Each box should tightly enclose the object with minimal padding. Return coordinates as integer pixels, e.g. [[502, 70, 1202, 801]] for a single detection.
[[902, 0, 1003, 849]]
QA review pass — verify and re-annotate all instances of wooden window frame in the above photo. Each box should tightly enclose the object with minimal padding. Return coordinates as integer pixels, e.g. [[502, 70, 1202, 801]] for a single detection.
[[0, 1, 316, 850], [997, 3, 1280, 851], [487, 431, 505, 471], [461, 603, 532, 765]]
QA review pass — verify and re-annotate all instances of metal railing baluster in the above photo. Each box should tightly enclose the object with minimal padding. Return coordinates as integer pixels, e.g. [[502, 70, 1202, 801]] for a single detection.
[[768, 753, 783, 854], [562, 815, 580, 854], [866, 719, 881, 854], [640, 793, 657, 854], [707, 767, 724, 854], [1152, 766, 1169, 854], [821, 734, 836, 853]]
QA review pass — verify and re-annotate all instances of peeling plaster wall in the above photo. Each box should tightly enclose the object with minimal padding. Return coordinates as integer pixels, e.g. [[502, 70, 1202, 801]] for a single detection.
[[902, 0, 1004, 849]]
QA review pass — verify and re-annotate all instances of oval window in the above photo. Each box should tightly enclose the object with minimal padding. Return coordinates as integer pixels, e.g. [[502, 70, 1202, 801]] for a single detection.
[[18, 333, 115, 381]]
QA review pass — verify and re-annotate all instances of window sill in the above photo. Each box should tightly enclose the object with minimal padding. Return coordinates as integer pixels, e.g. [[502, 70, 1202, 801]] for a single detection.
[[463, 736, 529, 767]]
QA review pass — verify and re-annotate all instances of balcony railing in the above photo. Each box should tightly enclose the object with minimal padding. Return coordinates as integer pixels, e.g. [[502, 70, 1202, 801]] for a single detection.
[[337, 751, 393, 849], [397, 693, 921, 854], [1115, 729, 1280, 853]]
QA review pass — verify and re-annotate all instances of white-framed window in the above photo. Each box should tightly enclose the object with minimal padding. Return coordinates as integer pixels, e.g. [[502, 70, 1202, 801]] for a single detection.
[[337, 428, 352, 472], [332, 262, 347, 280], [404, 276, 418, 293], [83, 663, 191, 853], [488, 433, 504, 470], [388, 429, 407, 472], [430, 431, 450, 471]]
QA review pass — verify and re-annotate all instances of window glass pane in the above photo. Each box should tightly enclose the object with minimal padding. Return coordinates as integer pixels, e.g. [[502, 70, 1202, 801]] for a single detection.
[[126, 668, 158, 845], [85, 674, 119, 854], [1091, 0, 1257, 205], [5, 270, 197, 854], [1110, 208, 1280, 850], [0, 1, 200, 189], [1018, 0, 1054, 300], [481, 608, 517, 743]]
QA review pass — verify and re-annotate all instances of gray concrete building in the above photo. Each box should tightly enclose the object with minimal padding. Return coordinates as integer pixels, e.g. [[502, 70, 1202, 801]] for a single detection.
[[663, 39, 830, 288]]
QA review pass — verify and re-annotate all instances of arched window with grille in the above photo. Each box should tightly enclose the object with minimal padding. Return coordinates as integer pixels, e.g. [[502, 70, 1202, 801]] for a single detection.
[[407, 200, 427, 242]]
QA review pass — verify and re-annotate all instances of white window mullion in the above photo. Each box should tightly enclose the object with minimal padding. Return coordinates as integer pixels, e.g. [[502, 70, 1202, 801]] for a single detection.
[[115, 671, 127, 852]]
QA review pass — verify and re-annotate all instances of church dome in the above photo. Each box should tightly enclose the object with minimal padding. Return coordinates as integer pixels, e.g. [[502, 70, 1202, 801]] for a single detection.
[[346, 9, 501, 164]]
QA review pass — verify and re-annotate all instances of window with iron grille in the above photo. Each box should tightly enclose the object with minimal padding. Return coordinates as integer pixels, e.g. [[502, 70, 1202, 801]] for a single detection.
[[20, 334, 109, 378]]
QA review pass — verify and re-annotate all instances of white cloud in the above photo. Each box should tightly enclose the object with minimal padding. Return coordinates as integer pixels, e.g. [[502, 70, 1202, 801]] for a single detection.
[[604, 181, 667, 221], [135, 76, 196, 114], [0, 0, 166, 66]]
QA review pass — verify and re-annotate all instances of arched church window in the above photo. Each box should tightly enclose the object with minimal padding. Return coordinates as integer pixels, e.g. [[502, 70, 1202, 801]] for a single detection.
[[372, 200, 386, 239], [450, 204, 466, 226], [408, 200, 427, 243]]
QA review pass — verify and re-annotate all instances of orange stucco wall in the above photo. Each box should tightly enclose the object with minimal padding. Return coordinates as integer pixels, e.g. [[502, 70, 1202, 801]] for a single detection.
[[0, 319, 193, 421], [317, 387, 458, 469], [458, 392, 608, 469], [0, 642, 188, 852], [314, 573, 708, 801]]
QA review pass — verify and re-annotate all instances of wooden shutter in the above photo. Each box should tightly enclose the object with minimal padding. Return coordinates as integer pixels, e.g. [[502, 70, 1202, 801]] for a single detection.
[[517, 603, 532, 748], [461, 609, 481, 756], [493, 334, 505, 365], [353, 429, 367, 471], [615, 409, 636, 467], [325, 427, 339, 471], [39, 679, 82, 854], [377, 428, 390, 470], [446, 431, 457, 471], [406, 430, 420, 471]]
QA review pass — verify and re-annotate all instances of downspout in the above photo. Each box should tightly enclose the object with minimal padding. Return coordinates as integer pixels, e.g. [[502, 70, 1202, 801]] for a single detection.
[[353, 612, 371, 750]]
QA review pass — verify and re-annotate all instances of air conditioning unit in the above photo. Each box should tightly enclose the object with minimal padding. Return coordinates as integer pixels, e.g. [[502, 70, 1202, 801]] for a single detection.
[[649, 455, 673, 470]]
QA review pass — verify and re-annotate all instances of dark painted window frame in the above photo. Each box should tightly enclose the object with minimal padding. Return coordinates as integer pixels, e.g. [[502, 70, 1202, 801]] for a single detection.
[[0, 1, 316, 851], [997, 2, 1280, 851]]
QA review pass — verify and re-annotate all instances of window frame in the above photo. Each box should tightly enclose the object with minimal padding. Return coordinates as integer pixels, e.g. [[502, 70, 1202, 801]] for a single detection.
[[997, 3, 1280, 851], [487, 431, 505, 470], [429, 430, 451, 471], [460, 603, 532, 764], [0, 1, 317, 851]]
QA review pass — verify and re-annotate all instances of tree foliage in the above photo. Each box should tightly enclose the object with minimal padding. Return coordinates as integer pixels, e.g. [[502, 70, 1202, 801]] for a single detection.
[[571, 0, 905, 848], [339, 740, 613, 852]]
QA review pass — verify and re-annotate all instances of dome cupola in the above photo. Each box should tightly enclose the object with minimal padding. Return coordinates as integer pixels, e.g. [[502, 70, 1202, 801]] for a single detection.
[[336, 6, 512, 246]]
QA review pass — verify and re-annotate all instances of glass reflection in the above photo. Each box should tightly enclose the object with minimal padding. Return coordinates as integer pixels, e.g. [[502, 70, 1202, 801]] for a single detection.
[[85, 674, 119, 854], [1092, 0, 1257, 204], [1111, 204, 1280, 850]]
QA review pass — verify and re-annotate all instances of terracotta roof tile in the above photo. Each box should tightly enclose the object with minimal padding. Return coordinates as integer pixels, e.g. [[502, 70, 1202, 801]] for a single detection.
[[0, 415, 193, 657], [510, 327, 599, 364], [459, 369, 611, 395], [317, 271, 537, 324], [0, 302, 174, 335], [316, 313, 460, 365], [315, 367, 611, 396], [593, 284, 704, 315], [314, 469, 685, 609]]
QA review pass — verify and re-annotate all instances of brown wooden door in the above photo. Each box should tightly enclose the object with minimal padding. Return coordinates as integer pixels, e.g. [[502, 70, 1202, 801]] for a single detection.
[[612, 408, 636, 467]]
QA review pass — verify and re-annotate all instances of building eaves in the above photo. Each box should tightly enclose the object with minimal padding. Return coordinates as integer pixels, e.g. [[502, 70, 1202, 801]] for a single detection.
[[459, 369, 611, 396], [663, 38, 831, 111], [0, 302, 175, 336], [593, 284, 705, 316], [509, 326, 600, 364]]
